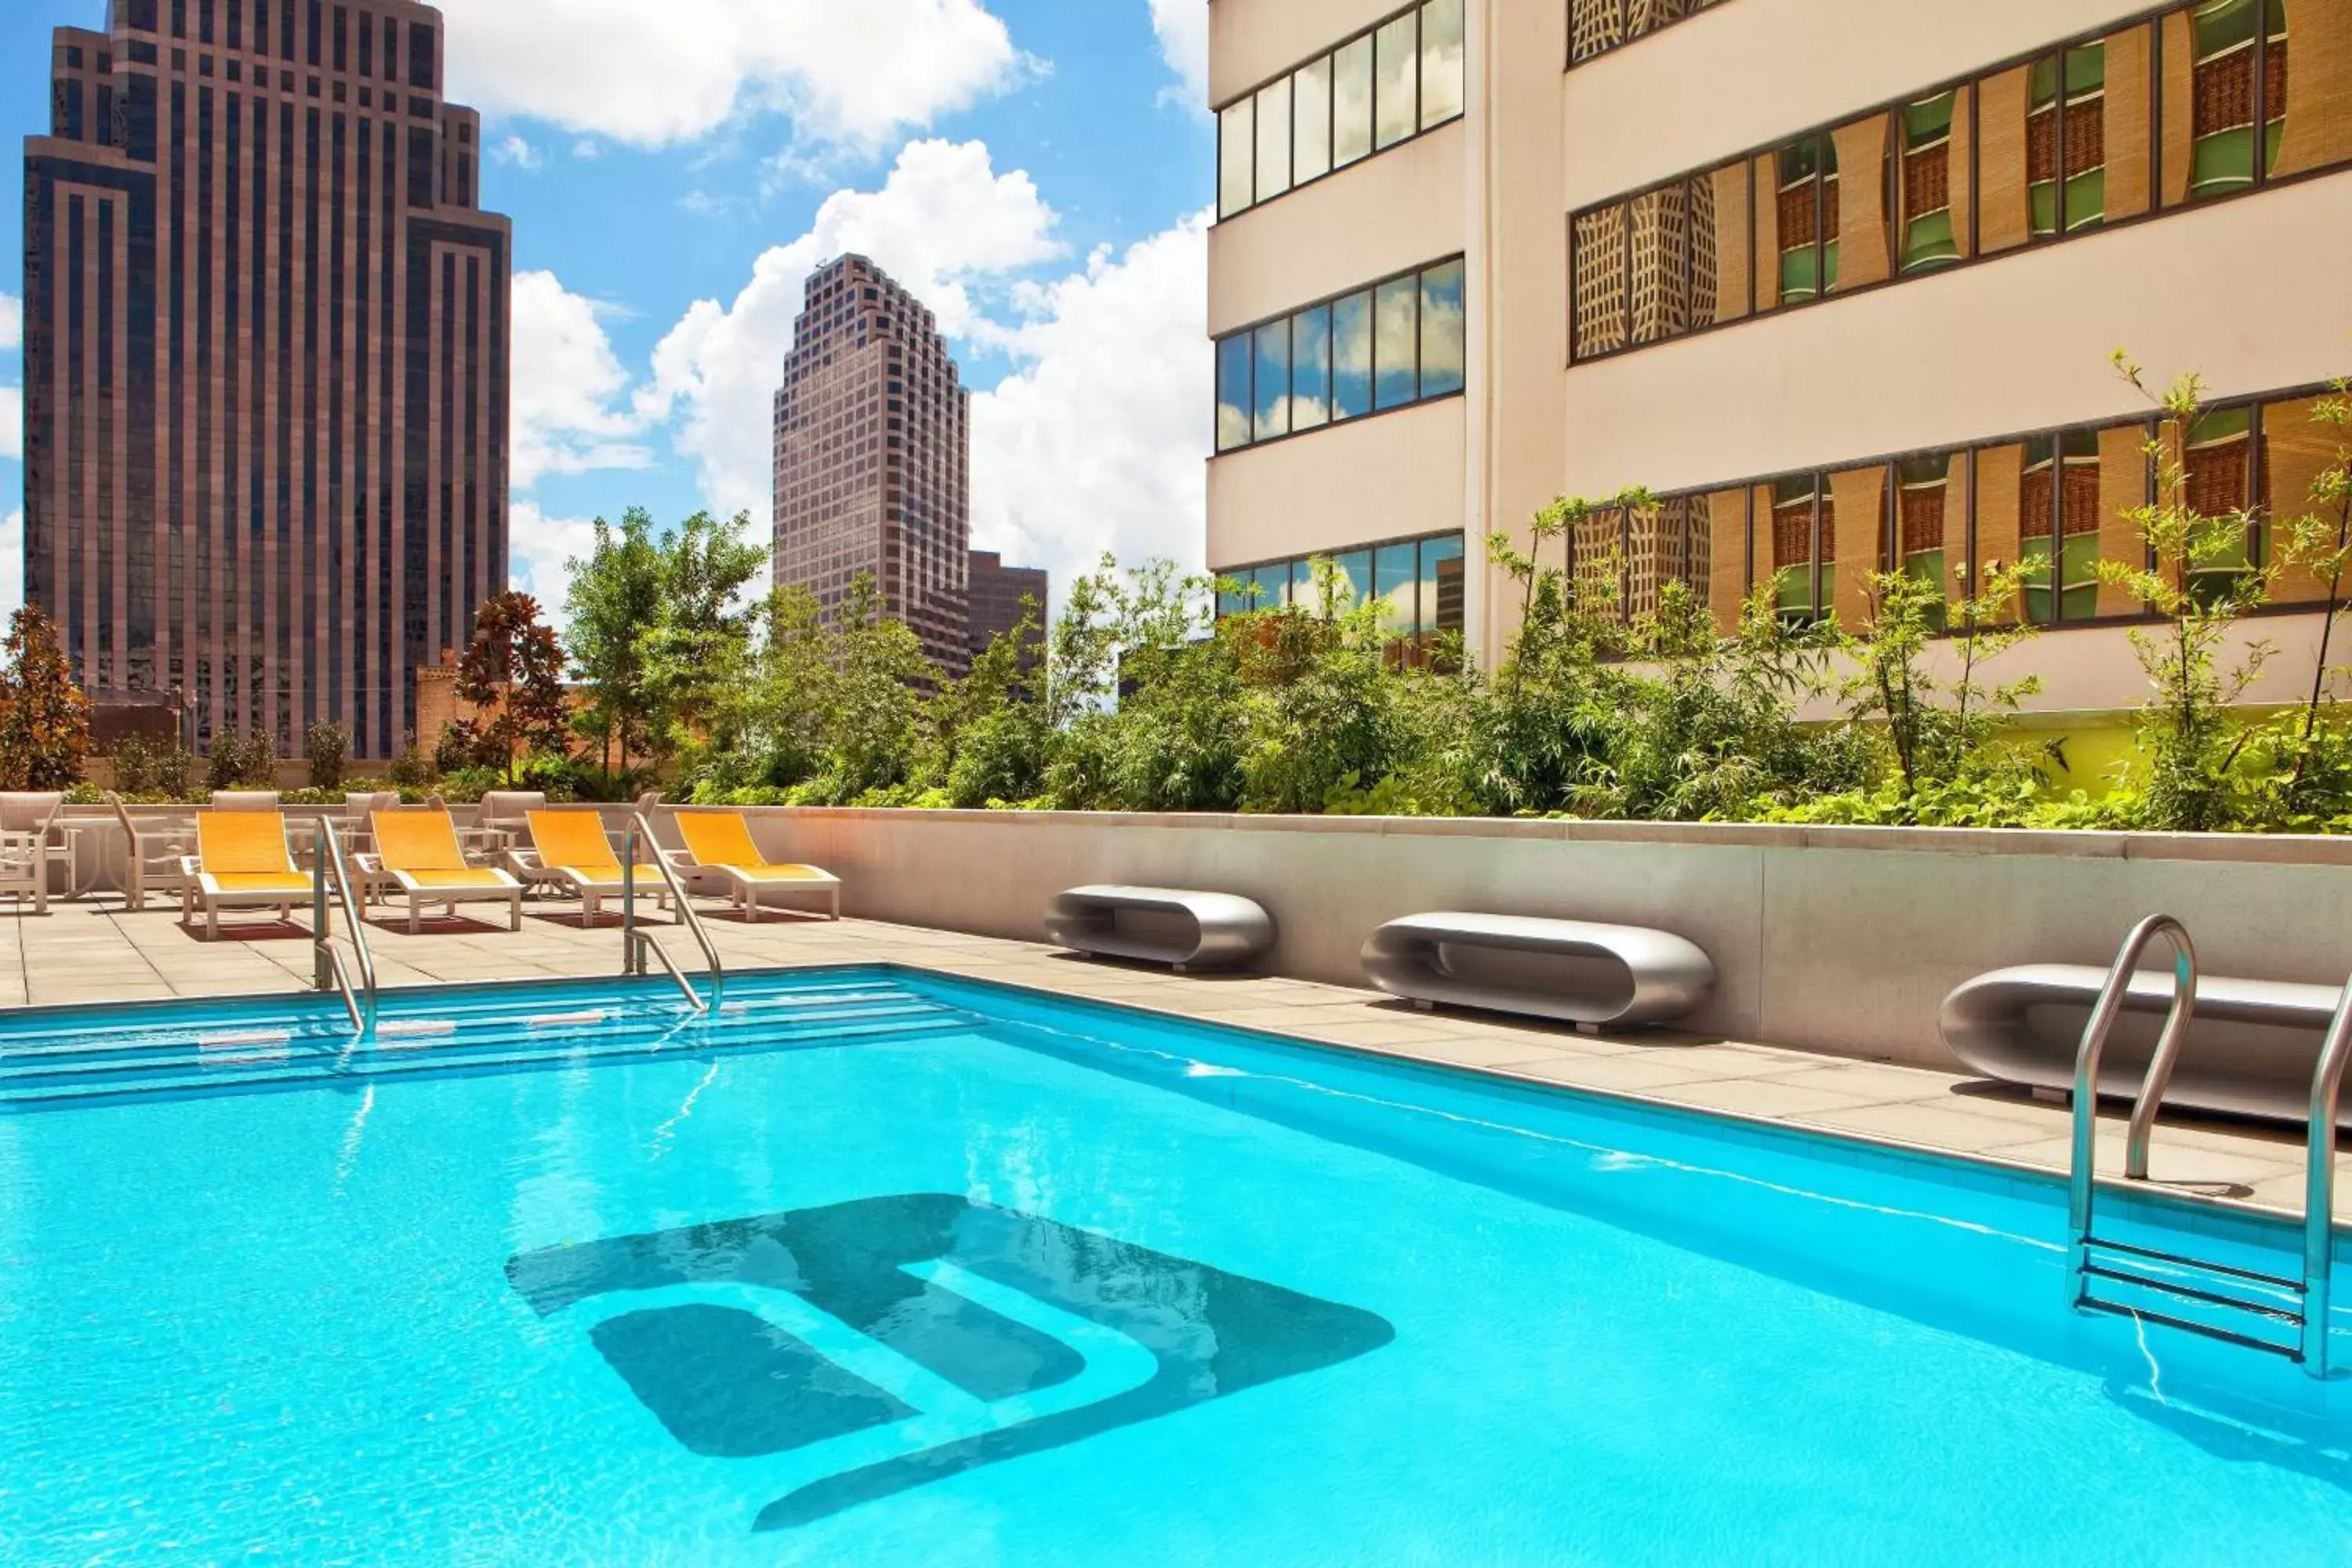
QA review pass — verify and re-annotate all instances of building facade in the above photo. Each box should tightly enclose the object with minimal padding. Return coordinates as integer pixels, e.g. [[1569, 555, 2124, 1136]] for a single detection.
[[23, 0, 510, 757], [1206, 0, 2352, 720], [967, 549, 1048, 670], [772, 255, 974, 677]]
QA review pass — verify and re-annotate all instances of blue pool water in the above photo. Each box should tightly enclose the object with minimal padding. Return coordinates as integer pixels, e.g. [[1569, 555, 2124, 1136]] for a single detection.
[[1, 966, 2348, 1565]]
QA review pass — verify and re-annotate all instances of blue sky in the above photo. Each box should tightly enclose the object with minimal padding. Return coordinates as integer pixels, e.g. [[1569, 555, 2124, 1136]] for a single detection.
[[0, 0, 1217, 621]]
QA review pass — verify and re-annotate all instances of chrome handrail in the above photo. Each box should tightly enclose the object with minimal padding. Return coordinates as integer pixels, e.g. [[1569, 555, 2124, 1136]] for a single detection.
[[2302, 978, 2352, 1374], [310, 818, 378, 1038], [622, 811, 723, 1011], [2068, 914, 2198, 1294]]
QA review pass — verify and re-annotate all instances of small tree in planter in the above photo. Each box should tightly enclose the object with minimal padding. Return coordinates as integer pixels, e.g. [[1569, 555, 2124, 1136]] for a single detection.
[[0, 606, 93, 789], [303, 720, 352, 792], [457, 591, 572, 786]]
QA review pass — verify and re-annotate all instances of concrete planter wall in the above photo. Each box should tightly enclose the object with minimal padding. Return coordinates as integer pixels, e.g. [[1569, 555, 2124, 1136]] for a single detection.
[[727, 807, 2352, 1073]]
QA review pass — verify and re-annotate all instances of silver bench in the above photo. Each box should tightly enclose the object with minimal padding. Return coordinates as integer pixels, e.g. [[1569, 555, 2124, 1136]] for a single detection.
[[1940, 964, 2350, 1128], [1361, 913, 1715, 1029], [1045, 886, 1275, 972]]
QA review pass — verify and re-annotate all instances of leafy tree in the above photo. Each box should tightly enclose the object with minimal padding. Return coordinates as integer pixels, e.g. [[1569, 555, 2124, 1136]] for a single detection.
[[0, 606, 93, 790], [564, 508, 665, 771], [809, 576, 938, 800], [938, 598, 1050, 808], [457, 590, 572, 785], [641, 510, 768, 757]]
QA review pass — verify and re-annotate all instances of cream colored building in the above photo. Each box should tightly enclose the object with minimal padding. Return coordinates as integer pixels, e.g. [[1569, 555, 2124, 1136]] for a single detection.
[[1205, 0, 2352, 720]]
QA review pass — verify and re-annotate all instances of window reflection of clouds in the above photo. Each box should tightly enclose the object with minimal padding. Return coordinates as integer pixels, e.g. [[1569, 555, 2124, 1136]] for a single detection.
[[1254, 76, 1292, 202], [1292, 304, 1332, 432], [1218, 99, 1254, 220], [1332, 291, 1374, 421], [1375, 542, 1419, 637], [1419, 0, 1465, 130], [1374, 13, 1419, 150], [1418, 261, 1465, 397], [1216, 336, 1252, 453], [1294, 57, 1332, 183], [1333, 37, 1374, 168], [1374, 277, 1419, 409], [1254, 320, 1291, 441]]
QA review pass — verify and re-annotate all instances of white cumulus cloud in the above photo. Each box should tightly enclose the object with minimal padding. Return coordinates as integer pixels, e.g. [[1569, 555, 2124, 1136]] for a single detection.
[[436, 0, 1036, 153], [971, 214, 1210, 591], [1147, 0, 1209, 108], [0, 386, 20, 463], [508, 499, 598, 629], [0, 292, 20, 351], [510, 270, 652, 491], [636, 138, 1063, 520], [491, 134, 543, 170]]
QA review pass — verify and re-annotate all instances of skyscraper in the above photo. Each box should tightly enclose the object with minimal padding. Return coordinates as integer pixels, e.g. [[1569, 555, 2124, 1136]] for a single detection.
[[771, 255, 971, 676], [23, 0, 511, 756], [966, 548, 1047, 673]]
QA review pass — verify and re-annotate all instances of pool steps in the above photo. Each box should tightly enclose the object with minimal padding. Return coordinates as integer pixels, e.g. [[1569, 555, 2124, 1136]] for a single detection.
[[0, 978, 971, 1109]]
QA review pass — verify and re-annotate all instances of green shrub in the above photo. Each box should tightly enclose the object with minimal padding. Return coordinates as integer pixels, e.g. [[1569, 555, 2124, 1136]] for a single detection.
[[303, 720, 352, 791]]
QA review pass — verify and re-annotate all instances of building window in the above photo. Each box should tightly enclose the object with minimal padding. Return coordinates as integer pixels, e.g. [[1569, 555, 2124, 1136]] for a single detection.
[[2020, 431, 2106, 623], [1772, 135, 1836, 307], [1769, 474, 1829, 625], [1894, 453, 1955, 626], [2030, 45, 2108, 238], [1213, 0, 1466, 221], [2183, 404, 2262, 604], [2184, 0, 2287, 198], [1900, 93, 1961, 271], [1212, 259, 1465, 453]]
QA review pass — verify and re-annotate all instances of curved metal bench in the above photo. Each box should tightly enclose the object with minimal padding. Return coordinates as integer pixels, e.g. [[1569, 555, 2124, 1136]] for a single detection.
[[1940, 964, 2350, 1128], [1044, 886, 1275, 972], [1361, 913, 1715, 1029]]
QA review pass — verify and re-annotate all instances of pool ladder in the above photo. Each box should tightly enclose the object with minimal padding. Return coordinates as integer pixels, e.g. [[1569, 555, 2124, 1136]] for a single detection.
[[2067, 914, 2349, 1376], [619, 812, 724, 1013]]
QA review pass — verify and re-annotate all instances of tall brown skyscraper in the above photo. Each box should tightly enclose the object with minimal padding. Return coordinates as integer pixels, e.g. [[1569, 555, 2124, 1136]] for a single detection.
[[23, 0, 510, 756], [771, 255, 971, 676]]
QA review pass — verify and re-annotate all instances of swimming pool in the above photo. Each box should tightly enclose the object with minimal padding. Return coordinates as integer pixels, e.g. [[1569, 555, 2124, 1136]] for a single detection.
[[1, 965, 2347, 1564]]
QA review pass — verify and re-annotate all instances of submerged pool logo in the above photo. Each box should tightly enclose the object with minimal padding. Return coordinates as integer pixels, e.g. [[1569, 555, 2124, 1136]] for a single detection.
[[504, 1193, 1393, 1529]]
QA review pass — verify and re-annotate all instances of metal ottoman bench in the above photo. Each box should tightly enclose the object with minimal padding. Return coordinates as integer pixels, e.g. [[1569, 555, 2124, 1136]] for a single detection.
[[1940, 964, 2350, 1128], [1361, 913, 1715, 1029], [1044, 885, 1275, 972]]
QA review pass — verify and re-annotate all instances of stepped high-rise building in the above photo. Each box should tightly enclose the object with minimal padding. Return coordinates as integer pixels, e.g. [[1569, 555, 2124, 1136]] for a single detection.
[[24, 0, 510, 755], [771, 255, 972, 676]]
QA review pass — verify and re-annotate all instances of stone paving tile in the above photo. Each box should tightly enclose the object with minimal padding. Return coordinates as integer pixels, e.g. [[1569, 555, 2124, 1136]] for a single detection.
[[1641, 1076, 1889, 1120], [1502, 1052, 1748, 1093], [1795, 1100, 2070, 1154]]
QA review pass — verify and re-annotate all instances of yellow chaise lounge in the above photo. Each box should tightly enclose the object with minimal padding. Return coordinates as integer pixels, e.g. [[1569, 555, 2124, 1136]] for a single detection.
[[368, 810, 524, 933], [674, 811, 841, 922], [181, 811, 311, 938], [517, 810, 671, 923]]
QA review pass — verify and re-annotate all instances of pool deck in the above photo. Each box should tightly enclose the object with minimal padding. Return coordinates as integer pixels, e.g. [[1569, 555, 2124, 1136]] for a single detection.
[[4, 900, 2343, 1221]]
